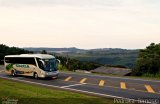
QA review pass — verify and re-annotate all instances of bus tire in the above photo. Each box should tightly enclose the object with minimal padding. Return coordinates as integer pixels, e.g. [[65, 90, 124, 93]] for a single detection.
[[11, 70, 16, 76], [34, 72, 38, 79]]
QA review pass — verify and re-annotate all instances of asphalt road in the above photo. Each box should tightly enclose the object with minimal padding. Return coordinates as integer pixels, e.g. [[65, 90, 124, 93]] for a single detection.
[[0, 66, 160, 103]]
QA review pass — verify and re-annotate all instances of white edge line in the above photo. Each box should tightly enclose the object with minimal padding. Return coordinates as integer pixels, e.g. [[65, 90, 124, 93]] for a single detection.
[[61, 83, 86, 88], [0, 76, 151, 103], [60, 72, 160, 83]]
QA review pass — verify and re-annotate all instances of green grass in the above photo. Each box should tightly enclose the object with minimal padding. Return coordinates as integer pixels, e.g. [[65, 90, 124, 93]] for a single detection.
[[0, 78, 119, 104]]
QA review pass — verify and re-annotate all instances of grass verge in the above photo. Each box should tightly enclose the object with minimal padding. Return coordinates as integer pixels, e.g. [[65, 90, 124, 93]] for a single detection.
[[0, 78, 119, 104]]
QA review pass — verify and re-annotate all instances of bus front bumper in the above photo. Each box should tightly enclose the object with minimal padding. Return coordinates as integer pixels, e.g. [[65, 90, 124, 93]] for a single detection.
[[39, 71, 59, 78]]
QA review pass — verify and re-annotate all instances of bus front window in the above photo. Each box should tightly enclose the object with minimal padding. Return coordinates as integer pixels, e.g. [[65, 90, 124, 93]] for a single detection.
[[42, 59, 58, 72]]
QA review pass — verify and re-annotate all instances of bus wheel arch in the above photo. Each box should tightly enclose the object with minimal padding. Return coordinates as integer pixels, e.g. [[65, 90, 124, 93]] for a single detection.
[[11, 70, 16, 76]]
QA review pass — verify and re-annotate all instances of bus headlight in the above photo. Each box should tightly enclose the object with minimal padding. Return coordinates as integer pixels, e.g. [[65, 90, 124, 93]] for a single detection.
[[41, 75, 45, 78]]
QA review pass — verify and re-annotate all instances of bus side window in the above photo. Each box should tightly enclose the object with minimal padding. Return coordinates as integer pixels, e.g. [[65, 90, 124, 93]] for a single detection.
[[5, 57, 37, 66], [4, 58, 10, 63]]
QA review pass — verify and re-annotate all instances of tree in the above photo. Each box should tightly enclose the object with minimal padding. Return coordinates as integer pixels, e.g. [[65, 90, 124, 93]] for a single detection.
[[41, 50, 47, 54], [53, 55, 101, 71], [133, 43, 160, 76], [0, 44, 33, 64]]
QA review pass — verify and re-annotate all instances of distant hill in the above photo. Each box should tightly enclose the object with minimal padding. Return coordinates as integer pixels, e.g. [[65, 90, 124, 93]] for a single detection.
[[23, 47, 85, 53], [23, 47, 140, 68], [69, 49, 139, 68], [23, 47, 137, 53]]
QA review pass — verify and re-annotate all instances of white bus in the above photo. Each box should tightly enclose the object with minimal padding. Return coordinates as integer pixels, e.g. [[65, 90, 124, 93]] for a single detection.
[[4, 54, 59, 78]]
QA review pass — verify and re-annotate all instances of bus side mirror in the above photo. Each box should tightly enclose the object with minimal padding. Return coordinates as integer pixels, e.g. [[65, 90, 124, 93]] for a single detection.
[[39, 60, 45, 66], [56, 59, 61, 64]]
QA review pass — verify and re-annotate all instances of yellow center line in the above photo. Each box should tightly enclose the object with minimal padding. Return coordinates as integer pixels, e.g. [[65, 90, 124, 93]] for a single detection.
[[64, 76, 72, 81], [99, 80, 105, 86], [80, 78, 87, 83], [120, 82, 126, 89], [145, 85, 155, 93]]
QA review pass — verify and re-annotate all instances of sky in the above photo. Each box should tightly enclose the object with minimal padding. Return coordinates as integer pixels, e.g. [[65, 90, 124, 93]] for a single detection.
[[0, 0, 160, 49]]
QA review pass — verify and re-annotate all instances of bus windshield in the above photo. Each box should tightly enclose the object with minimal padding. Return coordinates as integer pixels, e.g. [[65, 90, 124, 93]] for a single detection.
[[42, 59, 58, 72]]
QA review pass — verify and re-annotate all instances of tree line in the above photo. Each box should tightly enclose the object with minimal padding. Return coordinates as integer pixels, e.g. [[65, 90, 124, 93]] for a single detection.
[[0, 44, 33, 64], [55, 55, 101, 71]]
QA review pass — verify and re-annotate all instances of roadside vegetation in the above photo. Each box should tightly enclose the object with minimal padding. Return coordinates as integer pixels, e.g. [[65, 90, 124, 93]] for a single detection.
[[0, 78, 116, 104], [55, 56, 101, 71], [132, 43, 160, 78], [56, 55, 129, 72]]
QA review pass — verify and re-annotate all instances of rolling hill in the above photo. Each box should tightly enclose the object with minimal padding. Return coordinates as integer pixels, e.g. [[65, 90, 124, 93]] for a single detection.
[[23, 47, 139, 68]]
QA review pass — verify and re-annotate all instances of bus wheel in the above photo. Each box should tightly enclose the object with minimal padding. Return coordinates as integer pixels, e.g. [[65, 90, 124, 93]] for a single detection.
[[11, 70, 16, 76], [34, 73, 38, 79]]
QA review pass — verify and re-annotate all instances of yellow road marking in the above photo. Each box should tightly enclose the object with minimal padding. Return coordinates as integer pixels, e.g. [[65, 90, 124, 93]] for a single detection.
[[99, 80, 105, 86], [120, 82, 126, 89], [145, 85, 155, 93], [80, 78, 87, 83], [64, 76, 72, 81]]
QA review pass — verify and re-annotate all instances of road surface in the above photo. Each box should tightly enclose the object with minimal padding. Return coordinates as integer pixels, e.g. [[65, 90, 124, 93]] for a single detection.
[[0, 66, 159, 103]]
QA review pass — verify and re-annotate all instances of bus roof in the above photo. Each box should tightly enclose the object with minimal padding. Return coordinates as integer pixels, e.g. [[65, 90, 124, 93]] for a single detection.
[[5, 54, 55, 59]]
